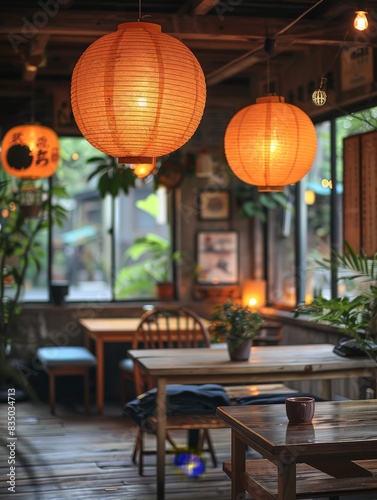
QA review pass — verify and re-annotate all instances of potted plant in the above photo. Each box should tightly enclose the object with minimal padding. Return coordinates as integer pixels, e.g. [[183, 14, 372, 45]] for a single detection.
[[209, 300, 264, 361], [116, 233, 182, 300], [294, 243, 377, 362], [0, 178, 68, 399]]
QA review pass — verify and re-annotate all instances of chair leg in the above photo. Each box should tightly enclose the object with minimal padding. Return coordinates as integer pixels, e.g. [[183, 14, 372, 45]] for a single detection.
[[201, 429, 217, 467], [49, 371, 56, 416], [83, 369, 90, 415], [132, 427, 141, 464], [138, 428, 144, 476]]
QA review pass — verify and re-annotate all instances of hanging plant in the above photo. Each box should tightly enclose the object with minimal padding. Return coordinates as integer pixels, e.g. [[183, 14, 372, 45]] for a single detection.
[[87, 156, 136, 198]]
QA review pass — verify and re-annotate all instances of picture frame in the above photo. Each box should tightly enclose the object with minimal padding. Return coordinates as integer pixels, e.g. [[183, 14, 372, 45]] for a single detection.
[[198, 190, 230, 221], [196, 230, 239, 285]]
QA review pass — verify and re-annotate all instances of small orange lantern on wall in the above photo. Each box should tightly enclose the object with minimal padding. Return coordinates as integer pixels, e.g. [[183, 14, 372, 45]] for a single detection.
[[1, 124, 60, 178], [224, 95, 317, 192], [71, 22, 206, 167], [242, 279, 267, 310]]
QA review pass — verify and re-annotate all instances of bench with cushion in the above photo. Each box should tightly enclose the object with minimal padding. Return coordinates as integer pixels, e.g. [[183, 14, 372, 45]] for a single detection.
[[36, 346, 96, 415]]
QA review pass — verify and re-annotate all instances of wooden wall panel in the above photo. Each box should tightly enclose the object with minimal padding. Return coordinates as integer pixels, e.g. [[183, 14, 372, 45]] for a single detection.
[[361, 131, 377, 257], [343, 130, 377, 257], [343, 134, 361, 253]]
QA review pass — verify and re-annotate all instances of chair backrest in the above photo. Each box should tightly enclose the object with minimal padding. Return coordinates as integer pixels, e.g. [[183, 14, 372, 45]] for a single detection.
[[131, 307, 210, 395], [132, 306, 211, 350]]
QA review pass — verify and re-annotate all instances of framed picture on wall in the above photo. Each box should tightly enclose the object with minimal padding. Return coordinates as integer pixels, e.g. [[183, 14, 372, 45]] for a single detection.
[[198, 190, 230, 220], [196, 230, 239, 285]]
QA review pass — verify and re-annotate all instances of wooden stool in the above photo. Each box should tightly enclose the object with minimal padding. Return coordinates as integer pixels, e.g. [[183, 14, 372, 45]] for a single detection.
[[37, 346, 97, 415]]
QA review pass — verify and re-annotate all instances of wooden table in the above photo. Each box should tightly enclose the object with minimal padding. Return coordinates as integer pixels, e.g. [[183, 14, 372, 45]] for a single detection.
[[216, 400, 377, 499], [79, 316, 211, 414], [127, 343, 377, 499], [80, 318, 142, 414]]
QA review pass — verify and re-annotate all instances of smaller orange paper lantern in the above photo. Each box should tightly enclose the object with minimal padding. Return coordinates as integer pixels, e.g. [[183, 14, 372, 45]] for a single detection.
[[224, 95, 317, 192], [1, 124, 60, 178]]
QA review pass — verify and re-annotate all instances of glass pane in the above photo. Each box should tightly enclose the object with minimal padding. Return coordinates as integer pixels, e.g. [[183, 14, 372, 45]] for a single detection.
[[305, 121, 331, 302], [268, 186, 296, 307], [114, 182, 171, 300], [53, 137, 112, 302]]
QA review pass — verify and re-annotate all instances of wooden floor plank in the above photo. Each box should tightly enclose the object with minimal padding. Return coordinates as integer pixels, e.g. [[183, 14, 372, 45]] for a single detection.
[[0, 401, 233, 499]]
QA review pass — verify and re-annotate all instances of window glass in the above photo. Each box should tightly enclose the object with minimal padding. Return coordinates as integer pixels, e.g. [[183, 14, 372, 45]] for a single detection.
[[305, 121, 331, 301], [7, 134, 172, 303], [53, 137, 112, 301], [114, 182, 170, 300], [268, 186, 296, 307]]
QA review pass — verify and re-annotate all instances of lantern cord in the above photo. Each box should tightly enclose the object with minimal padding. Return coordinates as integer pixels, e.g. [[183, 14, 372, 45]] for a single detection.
[[30, 81, 36, 124], [264, 37, 275, 95], [138, 0, 141, 21]]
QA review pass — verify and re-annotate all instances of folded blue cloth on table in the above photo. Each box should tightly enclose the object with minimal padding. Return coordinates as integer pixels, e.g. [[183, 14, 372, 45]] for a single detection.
[[123, 384, 231, 426], [236, 391, 325, 406]]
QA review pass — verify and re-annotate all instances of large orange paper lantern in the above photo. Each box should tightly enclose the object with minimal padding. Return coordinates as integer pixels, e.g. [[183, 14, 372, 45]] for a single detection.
[[1, 124, 60, 179], [224, 95, 317, 192], [71, 22, 206, 166]]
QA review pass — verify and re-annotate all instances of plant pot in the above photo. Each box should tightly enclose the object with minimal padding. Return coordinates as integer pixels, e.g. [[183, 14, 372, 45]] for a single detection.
[[156, 282, 174, 301], [227, 338, 252, 361], [50, 281, 69, 305]]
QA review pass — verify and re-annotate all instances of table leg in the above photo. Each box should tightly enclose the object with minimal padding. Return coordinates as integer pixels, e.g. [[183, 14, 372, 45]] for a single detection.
[[231, 430, 246, 500], [96, 339, 104, 414], [83, 329, 91, 350], [277, 461, 296, 500], [156, 377, 167, 500], [321, 379, 331, 400]]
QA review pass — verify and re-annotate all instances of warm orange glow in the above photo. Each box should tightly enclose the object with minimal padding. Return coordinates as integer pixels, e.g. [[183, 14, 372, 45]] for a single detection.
[[131, 163, 156, 179], [354, 11, 368, 31], [224, 95, 317, 191], [305, 189, 316, 205], [242, 279, 266, 310], [71, 22, 206, 162], [1, 124, 60, 179]]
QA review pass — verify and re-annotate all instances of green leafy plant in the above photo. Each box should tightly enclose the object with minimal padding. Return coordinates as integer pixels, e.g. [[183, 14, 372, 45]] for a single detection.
[[87, 156, 136, 198], [234, 182, 288, 221], [115, 233, 182, 298], [209, 300, 264, 348], [294, 243, 377, 360], [0, 179, 68, 393]]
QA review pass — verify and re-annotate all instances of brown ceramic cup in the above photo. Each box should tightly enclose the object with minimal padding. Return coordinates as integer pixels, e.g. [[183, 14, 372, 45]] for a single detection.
[[285, 396, 315, 424]]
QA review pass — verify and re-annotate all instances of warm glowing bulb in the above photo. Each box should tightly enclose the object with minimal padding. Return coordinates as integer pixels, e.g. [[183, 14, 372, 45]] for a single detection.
[[354, 11, 368, 31], [248, 297, 257, 307], [322, 178, 329, 188], [137, 97, 148, 107], [72, 152, 80, 160], [131, 163, 155, 179], [305, 189, 316, 205]]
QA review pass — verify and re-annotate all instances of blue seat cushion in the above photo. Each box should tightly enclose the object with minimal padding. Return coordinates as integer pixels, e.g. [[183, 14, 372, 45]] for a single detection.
[[36, 347, 96, 367], [119, 358, 134, 373]]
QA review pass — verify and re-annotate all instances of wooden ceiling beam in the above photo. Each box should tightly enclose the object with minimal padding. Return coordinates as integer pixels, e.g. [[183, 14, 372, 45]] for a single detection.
[[0, 10, 350, 45]]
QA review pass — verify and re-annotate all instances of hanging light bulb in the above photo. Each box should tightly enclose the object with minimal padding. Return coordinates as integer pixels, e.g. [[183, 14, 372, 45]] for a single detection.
[[354, 10, 368, 31], [131, 161, 156, 179], [312, 77, 327, 107]]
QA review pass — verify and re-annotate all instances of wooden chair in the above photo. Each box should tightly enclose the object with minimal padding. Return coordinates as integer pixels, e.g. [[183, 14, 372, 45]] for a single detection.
[[120, 306, 218, 475], [36, 346, 96, 415]]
